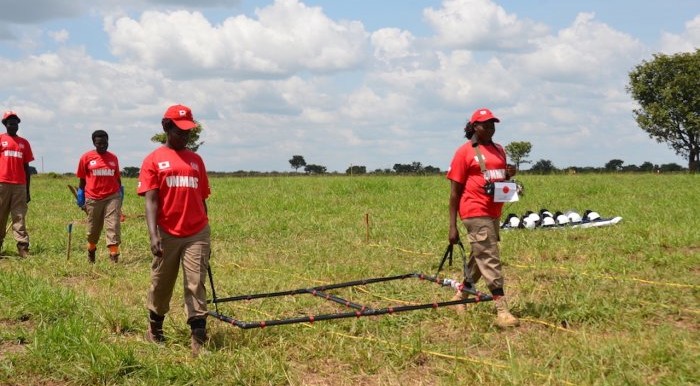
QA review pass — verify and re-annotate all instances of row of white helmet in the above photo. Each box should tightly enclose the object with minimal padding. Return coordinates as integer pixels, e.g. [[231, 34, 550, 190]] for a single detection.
[[502, 209, 602, 229]]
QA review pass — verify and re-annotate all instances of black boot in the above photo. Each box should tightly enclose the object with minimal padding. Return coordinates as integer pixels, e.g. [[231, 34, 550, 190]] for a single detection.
[[17, 242, 29, 258], [145, 311, 165, 343], [188, 318, 207, 357]]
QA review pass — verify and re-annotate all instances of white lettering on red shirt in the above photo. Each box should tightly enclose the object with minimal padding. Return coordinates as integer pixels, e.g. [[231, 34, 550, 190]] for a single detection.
[[2, 150, 23, 158], [165, 175, 198, 188]]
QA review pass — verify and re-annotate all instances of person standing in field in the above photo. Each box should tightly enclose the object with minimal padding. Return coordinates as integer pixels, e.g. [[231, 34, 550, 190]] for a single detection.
[[446, 107, 519, 328], [138, 104, 211, 357], [76, 130, 123, 263], [0, 111, 34, 258]]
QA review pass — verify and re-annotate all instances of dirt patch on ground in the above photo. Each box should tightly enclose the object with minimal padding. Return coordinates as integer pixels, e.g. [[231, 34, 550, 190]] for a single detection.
[[0, 340, 27, 361]]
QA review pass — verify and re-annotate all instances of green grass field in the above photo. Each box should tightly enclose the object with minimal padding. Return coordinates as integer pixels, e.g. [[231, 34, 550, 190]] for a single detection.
[[0, 174, 698, 385]]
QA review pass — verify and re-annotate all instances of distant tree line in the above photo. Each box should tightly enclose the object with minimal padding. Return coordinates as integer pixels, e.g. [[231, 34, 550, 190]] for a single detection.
[[525, 158, 686, 174], [111, 157, 686, 177]]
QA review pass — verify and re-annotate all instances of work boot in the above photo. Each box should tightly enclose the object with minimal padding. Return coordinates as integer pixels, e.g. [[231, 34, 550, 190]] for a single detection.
[[494, 296, 519, 328], [191, 328, 208, 357], [451, 290, 469, 314], [109, 253, 119, 263], [17, 242, 29, 258], [87, 249, 96, 264], [145, 318, 165, 344]]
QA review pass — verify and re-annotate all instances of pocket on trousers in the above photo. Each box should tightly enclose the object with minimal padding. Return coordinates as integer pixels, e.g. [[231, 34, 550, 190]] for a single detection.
[[467, 228, 489, 243]]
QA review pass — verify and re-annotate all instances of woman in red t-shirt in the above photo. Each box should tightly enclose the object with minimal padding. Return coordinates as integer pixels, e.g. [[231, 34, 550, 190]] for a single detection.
[[446, 108, 519, 328], [138, 104, 211, 357]]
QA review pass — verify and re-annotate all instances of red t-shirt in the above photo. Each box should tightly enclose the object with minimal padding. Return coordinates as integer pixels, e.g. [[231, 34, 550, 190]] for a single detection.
[[137, 146, 210, 237], [76, 150, 121, 200], [0, 134, 34, 184], [446, 141, 508, 219]]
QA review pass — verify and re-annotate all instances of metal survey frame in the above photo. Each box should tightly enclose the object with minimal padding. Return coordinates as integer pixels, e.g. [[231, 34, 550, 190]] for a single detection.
[[206, 242, 490, 329]]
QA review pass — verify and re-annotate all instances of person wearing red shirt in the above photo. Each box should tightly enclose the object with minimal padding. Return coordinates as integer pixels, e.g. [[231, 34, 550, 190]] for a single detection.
[[0, 111, 34, 258], [76, 130, 123, 263], [446, 107, 519, 328], [138, 104, 211, 357]]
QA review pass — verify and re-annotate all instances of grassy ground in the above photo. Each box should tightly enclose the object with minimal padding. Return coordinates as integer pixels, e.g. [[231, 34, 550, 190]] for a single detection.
[[0, 173, 698, 385]]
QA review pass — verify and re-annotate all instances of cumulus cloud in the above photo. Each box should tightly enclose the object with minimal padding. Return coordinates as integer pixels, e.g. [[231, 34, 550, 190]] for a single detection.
[[48, 29, 70, 44], [517, 13, 645, 83], [660, 15, 700, 53], [105, 0, 368, 78], [371, 28, 416, 62], [423, 0, 548, 51], [0, 0, 693, 173]]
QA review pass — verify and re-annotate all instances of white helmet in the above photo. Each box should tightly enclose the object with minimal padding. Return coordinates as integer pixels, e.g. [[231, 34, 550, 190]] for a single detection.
[[522, 216, 537, 229], [566, 211, 582, 223], [509, 216, 521, 228], [556, 214, 570, 225], [542, 216, 556, 227], [527, 213, 541, 223], [586, 211, 601, 221]]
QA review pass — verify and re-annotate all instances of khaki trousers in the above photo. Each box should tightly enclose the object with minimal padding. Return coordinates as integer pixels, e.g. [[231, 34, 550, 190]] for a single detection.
[[462, 216, 504, 290], [0, 183, 29, 245], [147, 225, 211, 321], [85, 192, 121, 246]]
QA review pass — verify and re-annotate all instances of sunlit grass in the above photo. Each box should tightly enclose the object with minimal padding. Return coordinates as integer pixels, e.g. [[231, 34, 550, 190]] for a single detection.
[[0, 173, 697, 385]]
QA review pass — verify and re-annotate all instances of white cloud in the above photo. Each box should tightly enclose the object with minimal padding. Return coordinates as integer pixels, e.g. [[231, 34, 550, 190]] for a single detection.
[[0, 1, 692, 174], [371, 28, 416, 62], [423, 0, 548, 50], [660, 15, 700, 53], [48, 29, 70, 44], [517, 13, 645, 83], [105, 0, 368, 77]]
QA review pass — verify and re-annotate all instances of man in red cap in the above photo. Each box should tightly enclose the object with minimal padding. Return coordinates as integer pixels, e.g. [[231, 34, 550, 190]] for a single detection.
[[446, 107, 519, 328], [76, 130, 123, 264], [0, 111, 34, 258], [138, 104, 211, 356]]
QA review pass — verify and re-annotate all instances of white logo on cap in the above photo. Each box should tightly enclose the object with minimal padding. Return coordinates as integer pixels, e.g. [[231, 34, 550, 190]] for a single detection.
[[480, 110, 487, 115], [179, 110, 187, 117]]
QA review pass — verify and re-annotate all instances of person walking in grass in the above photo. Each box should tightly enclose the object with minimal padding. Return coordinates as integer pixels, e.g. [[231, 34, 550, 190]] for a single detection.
[[0, 111, 34, 258], [446, 107, 519, 328], [76, 130, 123, 263], [138, 104, 211, 357]]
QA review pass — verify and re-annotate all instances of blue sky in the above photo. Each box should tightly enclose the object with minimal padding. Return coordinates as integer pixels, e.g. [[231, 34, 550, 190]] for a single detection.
[[0, 0, 698, 173]]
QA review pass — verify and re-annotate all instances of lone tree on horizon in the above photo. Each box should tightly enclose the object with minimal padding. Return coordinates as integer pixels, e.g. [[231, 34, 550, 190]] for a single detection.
[[151, 122, 204, 152], [505, 141, 532, 170], [627, 49, 700, 172], [289, 155, 306, 171]]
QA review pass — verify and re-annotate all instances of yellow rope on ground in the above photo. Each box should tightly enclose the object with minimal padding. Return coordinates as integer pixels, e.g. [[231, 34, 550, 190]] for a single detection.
[[366, 243, 698, 290], [367, 242, 434, 256], [519, 317, 578, 333]]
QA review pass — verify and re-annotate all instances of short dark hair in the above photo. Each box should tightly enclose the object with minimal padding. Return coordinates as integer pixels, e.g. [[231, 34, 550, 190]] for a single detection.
[[464, 122, 475, 139], [162, 118, 178, 132], [92, 130, 108, 141]]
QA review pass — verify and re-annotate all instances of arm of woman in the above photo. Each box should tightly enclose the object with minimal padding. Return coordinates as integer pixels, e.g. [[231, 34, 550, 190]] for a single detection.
[[449, 180, 464, 244], [144, 190, 162, 257]]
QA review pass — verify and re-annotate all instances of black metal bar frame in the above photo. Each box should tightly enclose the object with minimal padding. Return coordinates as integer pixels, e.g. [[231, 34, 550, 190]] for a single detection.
[[207, 271, 492, 329]]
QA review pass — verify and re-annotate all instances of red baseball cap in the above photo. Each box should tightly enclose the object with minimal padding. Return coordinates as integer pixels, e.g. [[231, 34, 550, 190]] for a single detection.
[[469, 108, 499, 124], [2, 111, 20, 124], [163, 104, 197, 130]]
